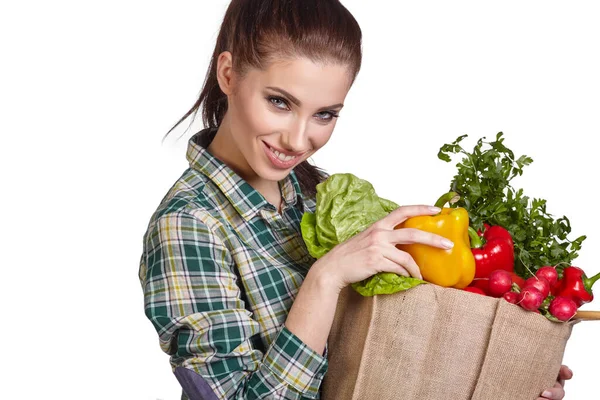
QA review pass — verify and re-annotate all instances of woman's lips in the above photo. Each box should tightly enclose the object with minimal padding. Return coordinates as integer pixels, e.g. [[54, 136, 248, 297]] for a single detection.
[[263, 141, 305, 157], [262, 141, 303, 169]]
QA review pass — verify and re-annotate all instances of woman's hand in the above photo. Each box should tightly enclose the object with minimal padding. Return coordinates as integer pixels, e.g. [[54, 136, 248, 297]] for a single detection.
[[537, 365, 573, 400], [314, 205, 454, 293]]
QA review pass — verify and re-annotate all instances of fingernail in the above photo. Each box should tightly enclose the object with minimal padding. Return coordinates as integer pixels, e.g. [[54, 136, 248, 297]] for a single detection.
[[442, 239, 454, 249], [429, 206, 441, 213], [542, 391, 552, 398]]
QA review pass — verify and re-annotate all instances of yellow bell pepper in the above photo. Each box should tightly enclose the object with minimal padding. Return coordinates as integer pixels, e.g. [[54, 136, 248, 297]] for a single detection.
[[395, 192, 475, 289]]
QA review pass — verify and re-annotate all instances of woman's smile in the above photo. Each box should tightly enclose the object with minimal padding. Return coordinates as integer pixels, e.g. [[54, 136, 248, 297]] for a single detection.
[[262, 140, 305, 169]]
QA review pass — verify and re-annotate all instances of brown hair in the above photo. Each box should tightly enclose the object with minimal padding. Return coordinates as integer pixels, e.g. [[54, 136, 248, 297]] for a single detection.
[[163, 0, 363, 198]]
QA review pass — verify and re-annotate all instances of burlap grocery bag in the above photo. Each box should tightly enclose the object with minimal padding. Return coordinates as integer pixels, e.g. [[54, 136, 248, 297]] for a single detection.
[[322, 284, 577, 400]]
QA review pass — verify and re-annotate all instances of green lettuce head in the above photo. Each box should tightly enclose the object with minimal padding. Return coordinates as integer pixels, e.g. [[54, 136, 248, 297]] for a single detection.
[[300, 173, 426, 296]]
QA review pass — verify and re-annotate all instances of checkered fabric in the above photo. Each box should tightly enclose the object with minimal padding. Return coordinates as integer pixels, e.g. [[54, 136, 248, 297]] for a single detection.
[[139, 127, 329, 399]]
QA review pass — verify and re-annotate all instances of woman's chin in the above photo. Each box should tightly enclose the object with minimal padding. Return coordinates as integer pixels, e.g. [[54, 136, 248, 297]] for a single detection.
[[256, 165, 292, 182], [256, 152, 303, 180]]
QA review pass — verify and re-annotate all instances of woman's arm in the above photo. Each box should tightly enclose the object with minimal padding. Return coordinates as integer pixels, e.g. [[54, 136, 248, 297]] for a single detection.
[[140, 210, 328, 400], [284, 262, 340, 356], [286, 203, 457, 357]]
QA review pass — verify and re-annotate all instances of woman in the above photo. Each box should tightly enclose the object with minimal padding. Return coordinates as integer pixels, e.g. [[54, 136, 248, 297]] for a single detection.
[[138, 1, 572, 399]]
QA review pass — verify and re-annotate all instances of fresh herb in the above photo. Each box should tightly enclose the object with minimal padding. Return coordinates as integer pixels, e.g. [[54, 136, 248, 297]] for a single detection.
[[438, 132, 586, 278]]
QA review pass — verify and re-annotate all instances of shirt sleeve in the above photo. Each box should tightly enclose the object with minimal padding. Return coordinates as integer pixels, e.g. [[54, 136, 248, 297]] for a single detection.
[[139, 210, 328, 400]]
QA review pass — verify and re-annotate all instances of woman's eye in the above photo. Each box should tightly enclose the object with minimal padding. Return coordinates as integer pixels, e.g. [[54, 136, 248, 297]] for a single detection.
[[316, 111, 339, 122], [268, 96, 288, 109], [268, 95, 339, 122]]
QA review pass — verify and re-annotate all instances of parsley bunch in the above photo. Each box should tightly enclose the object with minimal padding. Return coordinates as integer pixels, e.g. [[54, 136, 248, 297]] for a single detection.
[[438, 132, 586, 278]]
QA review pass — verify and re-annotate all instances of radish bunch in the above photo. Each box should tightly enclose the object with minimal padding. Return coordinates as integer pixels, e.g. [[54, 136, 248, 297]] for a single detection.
[[464, 266, 578, 322]]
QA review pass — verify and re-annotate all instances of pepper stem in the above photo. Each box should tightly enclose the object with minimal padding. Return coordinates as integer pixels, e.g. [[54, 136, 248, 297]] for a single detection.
[[434, 191, 460, 209], [585, 271, 600, 292], [468, 226, 484, 249]]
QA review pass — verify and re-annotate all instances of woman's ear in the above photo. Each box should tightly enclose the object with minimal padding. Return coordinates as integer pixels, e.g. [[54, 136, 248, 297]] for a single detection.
[[216, 51, 236, 96]]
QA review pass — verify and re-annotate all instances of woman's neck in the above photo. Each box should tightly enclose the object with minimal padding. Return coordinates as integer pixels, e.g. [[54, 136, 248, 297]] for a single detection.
[[208, 122, 282, 211]]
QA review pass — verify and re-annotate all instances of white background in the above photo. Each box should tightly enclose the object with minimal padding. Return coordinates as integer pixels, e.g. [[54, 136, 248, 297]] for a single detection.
[[1, 1, 599, 399]]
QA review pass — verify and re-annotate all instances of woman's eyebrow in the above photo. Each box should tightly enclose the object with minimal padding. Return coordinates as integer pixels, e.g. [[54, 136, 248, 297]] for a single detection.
[[265, 86, 344, 111]]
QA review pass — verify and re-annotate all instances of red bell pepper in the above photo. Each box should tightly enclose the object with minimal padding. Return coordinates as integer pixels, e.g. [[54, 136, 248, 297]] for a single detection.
[[510, 271, 526, 289], [467, 224, 515, 279], [553, 266, 600, 307]]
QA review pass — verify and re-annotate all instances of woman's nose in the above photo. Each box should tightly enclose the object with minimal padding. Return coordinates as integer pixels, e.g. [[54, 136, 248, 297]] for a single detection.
[[282, 120, 310, 153]]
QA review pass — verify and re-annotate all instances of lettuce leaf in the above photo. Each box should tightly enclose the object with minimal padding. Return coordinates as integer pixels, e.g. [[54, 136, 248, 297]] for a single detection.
[[351, 272, 426, 296], [300, 173, 426, 296]]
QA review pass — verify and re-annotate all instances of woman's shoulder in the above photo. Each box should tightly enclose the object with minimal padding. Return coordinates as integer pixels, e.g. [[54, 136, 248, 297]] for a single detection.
[[301, 195, 317, 214], [144, 168, 224, 232]]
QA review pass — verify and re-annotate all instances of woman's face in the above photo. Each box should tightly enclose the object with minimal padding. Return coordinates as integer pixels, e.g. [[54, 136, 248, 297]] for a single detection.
[[218, 53, 353, 183]]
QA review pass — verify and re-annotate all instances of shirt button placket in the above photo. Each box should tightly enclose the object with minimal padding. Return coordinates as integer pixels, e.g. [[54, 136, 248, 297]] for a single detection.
[[260, 209, 287, 232]]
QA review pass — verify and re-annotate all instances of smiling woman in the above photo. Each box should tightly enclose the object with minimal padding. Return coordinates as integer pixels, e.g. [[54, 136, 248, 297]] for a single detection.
[[161, 0, 361, 201], [204, 56, 352, 210], [137, 1, 570, 400], [139, 1, 365, 399]]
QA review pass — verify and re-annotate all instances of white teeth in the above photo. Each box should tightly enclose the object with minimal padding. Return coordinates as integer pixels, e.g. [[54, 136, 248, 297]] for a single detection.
[[269, 146, 297, 162]]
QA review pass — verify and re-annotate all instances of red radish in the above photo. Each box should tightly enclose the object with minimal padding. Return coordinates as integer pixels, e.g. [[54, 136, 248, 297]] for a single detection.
[[549, 296, 578, 321], [464, 287, 486, 295], [488, 270, 513, 297], [518, 287, 545, 311], [503, 291, 519, 304], [523, 277, 551, 298], [536, 266, 559, 287]]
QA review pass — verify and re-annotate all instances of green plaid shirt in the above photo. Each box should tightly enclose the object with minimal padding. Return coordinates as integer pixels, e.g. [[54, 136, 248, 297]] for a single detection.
[[138, 127, 329, 400]]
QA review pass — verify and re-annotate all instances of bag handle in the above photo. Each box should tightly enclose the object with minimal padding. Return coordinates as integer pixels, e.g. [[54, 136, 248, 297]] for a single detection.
[[574, 310, 600, 321]]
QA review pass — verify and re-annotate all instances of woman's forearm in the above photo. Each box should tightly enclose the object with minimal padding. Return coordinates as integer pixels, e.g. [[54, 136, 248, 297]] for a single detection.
[[284, 262, 340, 355]]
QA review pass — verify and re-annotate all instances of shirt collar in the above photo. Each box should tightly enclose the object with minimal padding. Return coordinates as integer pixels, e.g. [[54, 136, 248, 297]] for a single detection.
[[186, 127, 304, 221]]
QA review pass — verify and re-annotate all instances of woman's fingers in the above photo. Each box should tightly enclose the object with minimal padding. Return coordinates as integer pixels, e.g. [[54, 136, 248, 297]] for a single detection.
[[557, 365, 573, 386], [538, 382, 565, 400], [381, 246, 422, 279], [390, 228, 454, 250], [382, 257, 411, 278], [377, 205, 441, 229]]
